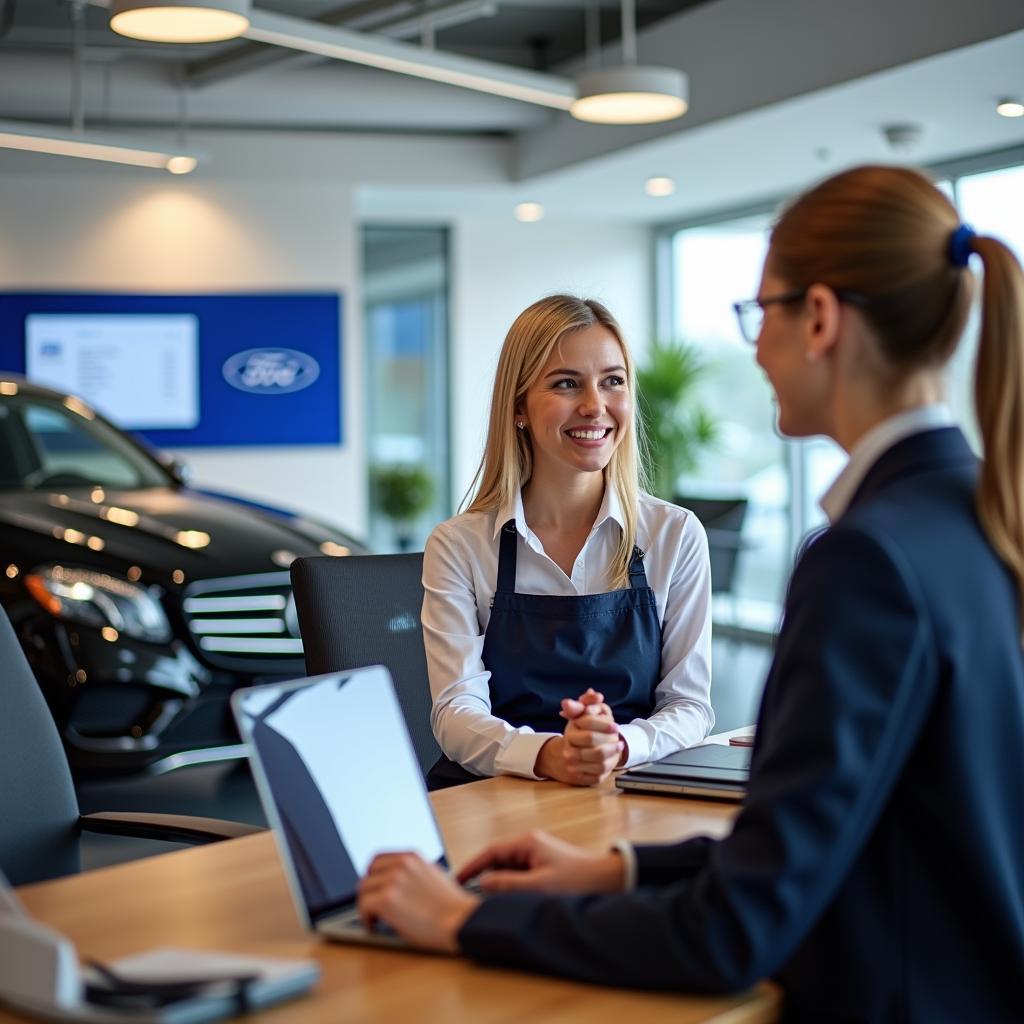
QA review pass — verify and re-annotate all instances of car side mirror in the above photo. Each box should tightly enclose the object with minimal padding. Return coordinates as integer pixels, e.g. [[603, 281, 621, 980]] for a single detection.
[[166, 458, 194, 487]]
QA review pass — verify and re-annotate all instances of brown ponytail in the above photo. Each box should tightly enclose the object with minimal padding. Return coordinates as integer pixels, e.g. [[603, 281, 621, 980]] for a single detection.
[[770, 165, 1024, 631], [973, 235, 1024, 630]]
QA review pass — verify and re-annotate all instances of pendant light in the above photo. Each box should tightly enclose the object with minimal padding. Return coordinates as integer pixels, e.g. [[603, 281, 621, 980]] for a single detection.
[[570, 0, 687, 125], [0, 4, 201, 173], [110, 0, 252, 44]]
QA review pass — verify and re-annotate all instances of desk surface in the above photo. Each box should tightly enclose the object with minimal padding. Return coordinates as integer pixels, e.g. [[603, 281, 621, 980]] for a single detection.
[[8, 776, 779, 1024]]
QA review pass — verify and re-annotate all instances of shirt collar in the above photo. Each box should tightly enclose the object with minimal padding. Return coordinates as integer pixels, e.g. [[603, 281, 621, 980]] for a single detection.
[[819, 404, 954, 523], [492, 480, 626, 539], [493, 489, 529, 540]]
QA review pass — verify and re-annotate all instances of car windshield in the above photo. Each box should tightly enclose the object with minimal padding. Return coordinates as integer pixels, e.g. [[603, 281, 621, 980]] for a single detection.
[[0, 394, 170, 491]]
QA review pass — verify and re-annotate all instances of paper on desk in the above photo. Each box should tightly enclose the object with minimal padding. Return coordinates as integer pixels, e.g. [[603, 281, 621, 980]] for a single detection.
[[3, 949, 318, 1024], [101, 948, 317, 987]]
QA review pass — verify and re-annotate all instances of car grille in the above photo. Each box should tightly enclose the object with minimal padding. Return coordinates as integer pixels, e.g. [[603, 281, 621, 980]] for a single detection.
[[182, 571, 304, 669]]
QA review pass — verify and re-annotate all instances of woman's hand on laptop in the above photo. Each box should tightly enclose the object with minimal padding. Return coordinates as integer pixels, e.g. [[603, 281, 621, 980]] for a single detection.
[[358, 853, 480, 953], [457, 830, 627, 895]]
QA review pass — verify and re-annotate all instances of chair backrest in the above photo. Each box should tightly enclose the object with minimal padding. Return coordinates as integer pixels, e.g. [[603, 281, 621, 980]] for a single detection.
[[0, 607, 81, 884], [290, 553, 440, 775], [674, 495, 749, 594]]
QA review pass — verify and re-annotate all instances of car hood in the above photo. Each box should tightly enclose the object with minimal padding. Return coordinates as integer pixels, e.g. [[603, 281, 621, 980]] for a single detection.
[[0, 486, 365, 582]]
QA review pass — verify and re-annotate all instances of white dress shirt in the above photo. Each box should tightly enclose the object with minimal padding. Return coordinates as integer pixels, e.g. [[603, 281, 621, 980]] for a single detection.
[[819, 404, 955, 523], [421, 486, 714, 779]]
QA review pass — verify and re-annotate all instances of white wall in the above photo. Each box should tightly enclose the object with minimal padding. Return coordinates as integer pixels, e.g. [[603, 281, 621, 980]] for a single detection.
[[0, 165, 369, 534], [450, 217, 652, 504], [0, 132, 653, 538]]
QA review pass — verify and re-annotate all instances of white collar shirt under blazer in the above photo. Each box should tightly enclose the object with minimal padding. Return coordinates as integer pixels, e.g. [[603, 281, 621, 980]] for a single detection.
[[819, 404, 955, 524], [421, 487, 714, 779]]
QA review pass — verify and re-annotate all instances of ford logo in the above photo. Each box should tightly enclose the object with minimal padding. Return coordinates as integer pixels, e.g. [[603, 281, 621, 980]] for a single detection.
[[222, 348, 321, 395]]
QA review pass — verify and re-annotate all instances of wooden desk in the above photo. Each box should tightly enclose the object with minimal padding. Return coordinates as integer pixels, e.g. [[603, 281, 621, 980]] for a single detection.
[[6, 777, 779, 1024]]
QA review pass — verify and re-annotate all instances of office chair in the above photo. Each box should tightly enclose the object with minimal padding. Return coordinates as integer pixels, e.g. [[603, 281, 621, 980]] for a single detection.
[[674, 495, 749, 594], [290, 553, 441, 775], [0, 608, 261, 887]]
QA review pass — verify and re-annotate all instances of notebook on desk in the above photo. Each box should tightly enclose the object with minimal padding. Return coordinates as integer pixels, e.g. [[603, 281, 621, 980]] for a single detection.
[[232, 666, 474, 952], [615, 742, 751, 802]]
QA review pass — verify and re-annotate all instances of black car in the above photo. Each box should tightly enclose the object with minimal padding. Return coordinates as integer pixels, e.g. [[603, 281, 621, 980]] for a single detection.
[[0, 375, 367, 774]]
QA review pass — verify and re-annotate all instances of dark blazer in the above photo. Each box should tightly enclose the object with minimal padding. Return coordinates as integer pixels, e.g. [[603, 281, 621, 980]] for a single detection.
[[459, 428, 1024, 1023]]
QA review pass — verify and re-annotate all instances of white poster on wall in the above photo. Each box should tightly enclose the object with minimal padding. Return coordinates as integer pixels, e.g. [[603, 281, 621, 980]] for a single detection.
[[25, 313, 199, 429]]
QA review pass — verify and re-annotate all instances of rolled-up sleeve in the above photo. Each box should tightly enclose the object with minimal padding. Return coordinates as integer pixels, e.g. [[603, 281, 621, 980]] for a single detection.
[[422, 523, 558, 779]]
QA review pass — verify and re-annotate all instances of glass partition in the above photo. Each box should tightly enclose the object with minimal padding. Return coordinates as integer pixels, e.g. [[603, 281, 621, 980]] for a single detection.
[[363, 227, 451, 552]]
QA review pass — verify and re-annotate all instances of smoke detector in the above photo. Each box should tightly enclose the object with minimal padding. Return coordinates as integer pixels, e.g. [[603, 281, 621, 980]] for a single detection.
[[882, 123, 924, 152]]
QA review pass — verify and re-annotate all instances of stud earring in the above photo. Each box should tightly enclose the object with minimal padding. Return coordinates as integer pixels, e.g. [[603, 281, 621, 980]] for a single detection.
[[516, 421, 525, 430]]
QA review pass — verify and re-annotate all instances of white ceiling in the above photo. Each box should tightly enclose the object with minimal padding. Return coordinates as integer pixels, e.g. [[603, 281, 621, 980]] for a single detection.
[[357, 28, 1024, 223], [0, 0, 1022, 223]]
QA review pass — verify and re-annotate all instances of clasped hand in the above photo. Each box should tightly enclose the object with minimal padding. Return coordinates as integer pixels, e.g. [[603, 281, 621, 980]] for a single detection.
[[534, 687, 626, 786]]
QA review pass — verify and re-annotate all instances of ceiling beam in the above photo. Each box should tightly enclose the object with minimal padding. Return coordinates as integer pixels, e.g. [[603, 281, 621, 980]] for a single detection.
[[186, 0, 498, 89], [186, 2, 411, 88], [234, 8, 575, 109]]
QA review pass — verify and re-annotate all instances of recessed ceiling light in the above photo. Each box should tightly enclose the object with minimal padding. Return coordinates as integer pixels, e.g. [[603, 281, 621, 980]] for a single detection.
[[110, 1, 251, 44], [645, 176, 675, 197], [515, 202, 544, 223], [996, 98, 1024, 118]]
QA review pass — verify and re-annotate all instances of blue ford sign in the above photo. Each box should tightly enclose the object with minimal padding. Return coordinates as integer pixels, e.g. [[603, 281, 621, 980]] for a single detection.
[[222, 347, 321, 395], [1, 291, 342, 446]]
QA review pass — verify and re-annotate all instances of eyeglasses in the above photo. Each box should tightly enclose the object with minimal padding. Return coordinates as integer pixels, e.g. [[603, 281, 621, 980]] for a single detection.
[[732, 287, 868, 345]]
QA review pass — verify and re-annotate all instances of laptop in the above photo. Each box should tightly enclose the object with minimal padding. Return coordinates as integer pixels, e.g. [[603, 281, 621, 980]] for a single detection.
[[615, 742, 751, 801], [232, 666, 469, 950]]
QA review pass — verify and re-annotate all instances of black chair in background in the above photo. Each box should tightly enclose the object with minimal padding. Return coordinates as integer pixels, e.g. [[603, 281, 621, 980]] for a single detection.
[[290, 553, 441, 776], [0, 608, 261, 887], [675, 495, 749, 595]]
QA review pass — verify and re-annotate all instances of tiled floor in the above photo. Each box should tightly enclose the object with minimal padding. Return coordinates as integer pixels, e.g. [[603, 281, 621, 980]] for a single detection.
[[77, 635, 774, 872]]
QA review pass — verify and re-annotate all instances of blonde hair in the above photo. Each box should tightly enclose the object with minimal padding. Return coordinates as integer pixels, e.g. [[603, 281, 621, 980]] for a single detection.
[[770, 165, 1024, 630], [464, 294, 645, 589]]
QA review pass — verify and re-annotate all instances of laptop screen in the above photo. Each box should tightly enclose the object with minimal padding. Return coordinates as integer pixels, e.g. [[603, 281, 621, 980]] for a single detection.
[[234, 668, 445, 924]]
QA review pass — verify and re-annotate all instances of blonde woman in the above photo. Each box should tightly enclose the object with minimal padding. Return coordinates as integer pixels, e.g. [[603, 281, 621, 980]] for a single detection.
[[362, 167, 1024, 1020], [422, 294, 713, 789]]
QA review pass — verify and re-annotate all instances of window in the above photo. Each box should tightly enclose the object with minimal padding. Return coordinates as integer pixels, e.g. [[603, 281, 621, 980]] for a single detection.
[[665, 213, 790, 626], [363, 227, 451, 552], [657, 149, 1024, 635], [0, 399, 165, 490]]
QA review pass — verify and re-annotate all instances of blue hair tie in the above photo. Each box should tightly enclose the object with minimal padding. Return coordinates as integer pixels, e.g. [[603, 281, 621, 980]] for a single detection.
[[948, 224, 975, 268]]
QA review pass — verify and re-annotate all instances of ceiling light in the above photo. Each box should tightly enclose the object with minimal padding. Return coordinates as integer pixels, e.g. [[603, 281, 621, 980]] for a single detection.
[[0, 121, 201, 173], [645, 176, 675, 197], [515, 203, 544, 223], [110, 0, 251, 43], [572, 66, 687, 125], [571, 0, 687, 125], [996, 98, 1024, 118]]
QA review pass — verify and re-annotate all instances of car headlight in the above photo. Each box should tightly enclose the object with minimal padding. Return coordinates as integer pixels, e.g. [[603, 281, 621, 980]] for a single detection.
[[25, 566, 172, 643]]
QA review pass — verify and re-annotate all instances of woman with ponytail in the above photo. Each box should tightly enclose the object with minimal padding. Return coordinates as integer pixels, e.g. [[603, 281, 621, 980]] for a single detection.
[[421, 294, 713, 790], [359, 168, 1024, 1023]]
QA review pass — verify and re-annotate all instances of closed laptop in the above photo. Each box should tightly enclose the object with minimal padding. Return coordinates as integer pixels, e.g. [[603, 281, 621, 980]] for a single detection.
[[615, 742, 751, 801]]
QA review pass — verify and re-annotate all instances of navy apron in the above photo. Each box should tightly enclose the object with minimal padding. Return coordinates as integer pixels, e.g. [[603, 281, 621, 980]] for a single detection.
[[427, 519, 662, 790]]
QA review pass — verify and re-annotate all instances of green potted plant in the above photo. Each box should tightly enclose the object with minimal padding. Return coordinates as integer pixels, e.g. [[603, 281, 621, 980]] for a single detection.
[[372, 463, 435, 551], [637, 342, 750, 595], [636, 340, 718, 501]]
